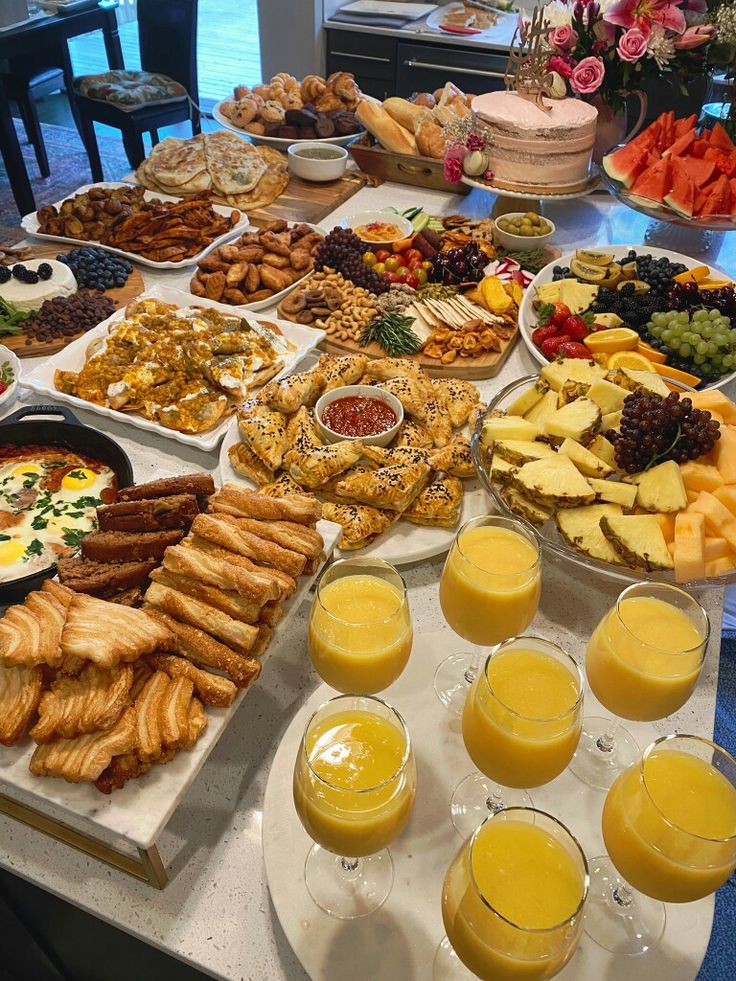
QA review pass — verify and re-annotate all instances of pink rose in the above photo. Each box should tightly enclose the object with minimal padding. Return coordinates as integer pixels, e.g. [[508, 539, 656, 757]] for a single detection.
[[550, 25, 578, 50], [570, 56, 605, 95], [674, 24, 715, 49], [617, 27, 649, 61], [548, 54, 575, 80], [443, 143, 466, 183]]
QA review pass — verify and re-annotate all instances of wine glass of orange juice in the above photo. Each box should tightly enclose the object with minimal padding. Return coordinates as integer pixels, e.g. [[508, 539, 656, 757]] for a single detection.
[[308, 558, 412, 694], [570, 582, 709, 790], [452, 636, 584, 837], [292, 693, 416, 919], [585, 734, 736, 957], [435, 515, 541, 717], [436, 807, 589, 981]]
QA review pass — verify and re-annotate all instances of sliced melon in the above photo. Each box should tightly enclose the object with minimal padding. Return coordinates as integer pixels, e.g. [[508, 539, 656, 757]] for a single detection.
[[673, 511, 705, 583], [680, 461, 724, 494], [688, 491, 736, 551]]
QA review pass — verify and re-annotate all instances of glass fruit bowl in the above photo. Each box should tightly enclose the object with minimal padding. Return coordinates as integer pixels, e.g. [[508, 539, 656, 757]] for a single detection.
[[470, 372, 734, 589]]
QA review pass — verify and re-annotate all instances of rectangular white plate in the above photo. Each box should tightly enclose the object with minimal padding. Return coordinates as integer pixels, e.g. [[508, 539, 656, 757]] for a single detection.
[[0, 520, 341, 851], [22, 284, 324, 452], [21, 182, 249, 269]]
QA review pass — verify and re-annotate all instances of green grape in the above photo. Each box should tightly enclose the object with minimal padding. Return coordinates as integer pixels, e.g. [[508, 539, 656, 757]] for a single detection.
[[680, 343, 692, 357], [724, 355, 734, 369], [669, 338, 681, 351], [679, 312, 690, 325], [652, 313, 666, 327], [694, 353, 706, 365], [707, 342, 718, 355], [693, 310, 709, 323], [702, 325, 714, 339], [697, 341, 708, 355], [662, 329, 673, 343], [709, 309, 720, 321]]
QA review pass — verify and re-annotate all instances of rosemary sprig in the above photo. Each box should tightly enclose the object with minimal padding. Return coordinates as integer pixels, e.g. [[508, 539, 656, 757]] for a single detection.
[[359, 312, 421, 357], [495, 247, 547, 274]]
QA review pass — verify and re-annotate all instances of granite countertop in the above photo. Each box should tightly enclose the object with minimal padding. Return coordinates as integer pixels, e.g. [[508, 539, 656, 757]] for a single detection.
[[0, 183, 734, 981], [323, 8, 520, 53]]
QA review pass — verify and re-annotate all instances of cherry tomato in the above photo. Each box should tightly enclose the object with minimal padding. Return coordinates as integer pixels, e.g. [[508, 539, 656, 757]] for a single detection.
[[373, 262, 386, 275], [374, 250, 390, 262], [396, 266, 409, 278], [384, 271, 400, 283], [406, 257, 423, 271], [404, 249, 423, 264], [362, 251, 377, 266], [384, 256, 401, 273], [402, 273, 420, 289], [415, 269, 428, 285], [420, 260, 433, 271]]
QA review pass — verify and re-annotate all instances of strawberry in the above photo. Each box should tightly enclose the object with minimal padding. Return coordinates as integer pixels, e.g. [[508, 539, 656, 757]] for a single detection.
[[562, 315, 590, 341], [532, 325, 559, 349], [558, 341, 591, 359], [550, 302, 572, 328], [541, 334, 570, 359]]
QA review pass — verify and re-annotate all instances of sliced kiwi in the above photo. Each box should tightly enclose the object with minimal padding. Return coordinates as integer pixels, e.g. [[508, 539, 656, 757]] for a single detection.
[[617, 279, 651, 294], [570, 258, 608, 282], [620, 261, 638, 279], [598, 265, 623, 289], [575, 249, 614, 267]]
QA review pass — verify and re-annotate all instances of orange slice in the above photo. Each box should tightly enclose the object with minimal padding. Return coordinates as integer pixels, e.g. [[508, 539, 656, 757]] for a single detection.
[[607, 351, 657, 372], [636, 341, 667, 364], [584, 327, 638, 354], [653, 362, 702, 388]]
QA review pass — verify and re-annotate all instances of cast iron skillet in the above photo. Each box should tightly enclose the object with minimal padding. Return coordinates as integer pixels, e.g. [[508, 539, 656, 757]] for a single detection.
[[0, 404, 134, 604]]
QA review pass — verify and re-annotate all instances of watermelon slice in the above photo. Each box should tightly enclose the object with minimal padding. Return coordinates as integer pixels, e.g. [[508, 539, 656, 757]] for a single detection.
[[630, 156, 672, 204], [629, 121, 661, 152], [646, 150, 662, 166], [676, 156, 716, 186], [694, 187, 710, 216], [713, 152, 736, 178], [664, 159, 695, 217], [664, 130, 696, 158], [709, 122, 735, 152], [691, 139, 711, 158], [731, 178, 736, 215], [603, 143, 648, 187], [700, 174, 732, 216], [674, 114, 697, 139]]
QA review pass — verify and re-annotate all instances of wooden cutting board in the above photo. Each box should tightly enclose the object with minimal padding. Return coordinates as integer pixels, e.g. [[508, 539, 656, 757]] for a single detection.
[[247, 171, 368, 227], [2, 244, 144, 358]]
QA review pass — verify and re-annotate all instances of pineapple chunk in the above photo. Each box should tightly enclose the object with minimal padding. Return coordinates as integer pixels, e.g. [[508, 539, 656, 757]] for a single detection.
[[673, 512, 705, 583], [508, 382, 548, 417], [558, 279, 600, 314], [680, 461, 724, 494], [658, 512, 676, 543], [540, 359, 606, 392], [494, 440, 556, 466], [557, 380, 590, 406], [481, 416, 541, 448], [704, 537, 730, 561], [535, 282, 562, 304], [587, 434, 618, 470], [599, 513, 674, 571], [490, 454, 517, 484], [607, 368, 670, 398], [714, 485, 736, 516], [502, 488, 553, 527], [714, 427, 736, 484], [588, 477, 637, 509], [635, 460, 688, 513], [512, 455, 595, 509], [586, 378, 629, 415], [559, 439, 613, 478], [556, 504, 624, 565], [524, 390, 559, 427], [706, 556, 736, 577], [688, 492, 736, 551], [602, 410, 623, 432], [689, 390, 736, 424], [543, 399, 601, 445]]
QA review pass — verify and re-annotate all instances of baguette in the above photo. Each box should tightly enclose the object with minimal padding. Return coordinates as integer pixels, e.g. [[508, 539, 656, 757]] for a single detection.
[[382, 97, 431, 134], [356, 99, 417, 155]]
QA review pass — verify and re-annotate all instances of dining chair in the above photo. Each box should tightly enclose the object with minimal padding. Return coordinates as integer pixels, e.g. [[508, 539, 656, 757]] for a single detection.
[[71, 0, 200, 180]]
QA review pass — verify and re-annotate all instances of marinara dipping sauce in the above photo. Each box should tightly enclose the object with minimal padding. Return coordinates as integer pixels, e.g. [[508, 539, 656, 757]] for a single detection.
[[322, 395, 397, 438]]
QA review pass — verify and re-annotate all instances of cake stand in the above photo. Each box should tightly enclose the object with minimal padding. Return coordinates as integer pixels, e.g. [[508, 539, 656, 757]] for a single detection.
[[461, 170, 601, 219]]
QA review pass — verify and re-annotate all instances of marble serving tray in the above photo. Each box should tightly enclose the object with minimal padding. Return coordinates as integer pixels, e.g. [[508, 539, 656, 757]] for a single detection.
[[0, 520, 341, 852]]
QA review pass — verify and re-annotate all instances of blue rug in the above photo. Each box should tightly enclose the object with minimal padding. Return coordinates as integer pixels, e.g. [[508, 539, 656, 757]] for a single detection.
[[696, 632, 736, 980]]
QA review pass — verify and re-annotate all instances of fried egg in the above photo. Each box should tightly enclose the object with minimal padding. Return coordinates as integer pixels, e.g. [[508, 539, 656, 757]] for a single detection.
[[0, 450, 117, 583]]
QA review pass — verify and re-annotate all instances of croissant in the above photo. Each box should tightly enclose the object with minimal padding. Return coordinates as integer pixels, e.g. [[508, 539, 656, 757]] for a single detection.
[[327, 71, 360, 104], [301, 74, 326, 102], [315, 90, 344, 113], [233, 84, 252, 100]]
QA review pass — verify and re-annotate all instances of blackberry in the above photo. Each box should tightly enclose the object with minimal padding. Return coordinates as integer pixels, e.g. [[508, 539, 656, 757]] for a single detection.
[[37, 262, 53, 281], [0, 266, 10, 284], [11, 264, 26, 280]]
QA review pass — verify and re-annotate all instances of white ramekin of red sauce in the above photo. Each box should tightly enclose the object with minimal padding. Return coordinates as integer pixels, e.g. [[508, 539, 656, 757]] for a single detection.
[[315, 385, 404, 447]]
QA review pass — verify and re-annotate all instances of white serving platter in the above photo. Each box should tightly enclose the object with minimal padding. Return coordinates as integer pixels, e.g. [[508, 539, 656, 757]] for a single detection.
[[21, 182, 249, 269], [22, 284, 324, 452], [426, 1, 506, 33], [218, 411, 488, 566], [0, 520, 341, 852], [263, 629, 716, 981], [518, 245, 736, 391], [212, 101, 364, 149]]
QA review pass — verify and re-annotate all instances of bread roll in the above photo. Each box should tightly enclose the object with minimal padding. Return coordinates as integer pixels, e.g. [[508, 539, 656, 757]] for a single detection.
[[356, 99, 417, 155], [415, 119, 447, 160], [411, 92, 436, 109], [382, 97, 431, 133]]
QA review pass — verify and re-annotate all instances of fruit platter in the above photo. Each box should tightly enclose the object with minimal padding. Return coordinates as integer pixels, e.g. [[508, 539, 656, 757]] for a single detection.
[[601, 111, 736, 230], [518, 245, 736, 391], [472, 367, 736, 588]]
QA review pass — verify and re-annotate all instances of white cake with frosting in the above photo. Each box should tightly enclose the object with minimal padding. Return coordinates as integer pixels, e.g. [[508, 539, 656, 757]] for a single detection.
[[0, 259, 77, 313], [471, 91, 598, 192]]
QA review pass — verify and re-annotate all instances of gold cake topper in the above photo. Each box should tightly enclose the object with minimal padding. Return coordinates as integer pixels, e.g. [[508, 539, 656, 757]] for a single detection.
[[504, 7, 558, 112]]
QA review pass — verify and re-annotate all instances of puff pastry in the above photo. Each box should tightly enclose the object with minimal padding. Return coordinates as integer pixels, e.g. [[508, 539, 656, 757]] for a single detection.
[[394, 419, 434, 449], [0, 663, 43, 746], [334, 461, 431, 512], [432, 378, 480, 428], [321, 502, 396, 550], [422, 397, 453, 448], [31, 664, 134, 743], [228, 441, 274, 486], [260, 472, 309, 498], [61, 595, 172, 668], [403, 475, 463, 528], [361, 445, 430, 468], [30, 707, 137, 783], [283, 406, 321, 469], [260, 370, 325, 415], [289, 440, 364, 489], [209, 483, 321, 526], [317, 354, 368, 391], [318, 465, 373, 504], [429, 435, 475, 477], [145, 582, 262, 654], [375, 376, 428, 421], [190, 513, 307, 577], [237, 399, 288, 471], [364, 357, 429, 389], [0, 588, 68, 669]]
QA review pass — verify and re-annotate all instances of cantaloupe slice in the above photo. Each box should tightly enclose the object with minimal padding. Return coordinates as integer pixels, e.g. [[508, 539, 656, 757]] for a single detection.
[[704, 536, 730, 562], [714, 427, 736, 483], [673, 512, 705, 583], [680, 461, 724, 493], [688, 492, 736, 551], [688, 390, 736, 424], [657, 512, 676, 543], [706, 556, 736, 577], [713, 485, 736, 516], [686, 489, 700, 504]]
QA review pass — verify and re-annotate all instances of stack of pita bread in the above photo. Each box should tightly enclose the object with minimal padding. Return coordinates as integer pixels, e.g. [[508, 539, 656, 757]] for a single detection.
[[136, 130, 289, 211]]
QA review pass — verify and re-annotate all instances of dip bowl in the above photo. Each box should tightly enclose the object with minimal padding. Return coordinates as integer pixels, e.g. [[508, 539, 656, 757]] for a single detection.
[[315, 384, 403, 447]]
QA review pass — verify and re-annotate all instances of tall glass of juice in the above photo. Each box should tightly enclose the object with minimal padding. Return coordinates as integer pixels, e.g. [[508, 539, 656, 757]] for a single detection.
[[452, 636, 584, 836], [436, 807, 589, 981], [435, 515, 541, 717], [293, 693, 416, 919], [570, 581, 709, 790], [308, 557, 412, 694], [586, 734, 736, 956]]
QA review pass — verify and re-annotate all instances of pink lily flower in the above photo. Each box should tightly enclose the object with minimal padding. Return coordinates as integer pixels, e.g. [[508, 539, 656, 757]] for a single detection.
[[604, 0, 686, 36], [673, 23, 715, 48]]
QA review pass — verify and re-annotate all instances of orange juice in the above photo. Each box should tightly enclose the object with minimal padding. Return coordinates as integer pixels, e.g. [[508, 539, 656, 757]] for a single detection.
[[462, 646, 582, 789], [293, 709, 416, 857], [309, 574, 412, 693], [603, 748, 736, 903], [440, 526, 540, 647], [443, 818, 586, 980], [586, 596, 705, 721]]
